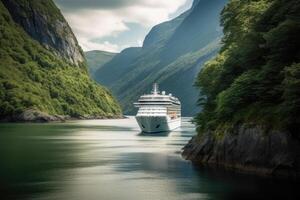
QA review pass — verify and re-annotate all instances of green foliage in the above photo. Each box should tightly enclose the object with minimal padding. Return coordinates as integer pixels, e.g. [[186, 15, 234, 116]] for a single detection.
[[195, 0, 300, 133], [0, 1, 122, 119], [281, 63, 300, 130]]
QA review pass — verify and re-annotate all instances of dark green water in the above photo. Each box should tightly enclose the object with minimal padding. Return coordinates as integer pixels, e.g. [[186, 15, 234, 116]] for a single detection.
[[0, 117, 299, 200]]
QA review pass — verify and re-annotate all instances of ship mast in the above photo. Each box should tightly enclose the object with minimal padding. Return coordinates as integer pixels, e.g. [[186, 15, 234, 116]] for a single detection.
[[152, 83, 159, 95]]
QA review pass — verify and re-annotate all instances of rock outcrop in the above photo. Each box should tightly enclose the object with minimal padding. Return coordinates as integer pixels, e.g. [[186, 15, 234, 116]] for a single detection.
[[16, 109, 67, 122], [2, 0, 85, 66], [182, 125, 300, 178]]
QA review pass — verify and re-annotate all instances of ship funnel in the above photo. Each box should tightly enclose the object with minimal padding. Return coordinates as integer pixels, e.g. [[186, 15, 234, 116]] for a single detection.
[[152, 83, 159, 95]]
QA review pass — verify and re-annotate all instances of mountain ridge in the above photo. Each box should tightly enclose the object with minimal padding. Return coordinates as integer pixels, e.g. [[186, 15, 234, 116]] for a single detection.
[[92, 0, 228, 116]]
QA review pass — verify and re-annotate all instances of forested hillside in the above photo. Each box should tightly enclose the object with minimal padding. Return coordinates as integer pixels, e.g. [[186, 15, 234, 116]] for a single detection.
[[183, 0, 300, 177], [93, 0, 228, 116], [0, 0, 122, 121], [195, 0, 300, 133]]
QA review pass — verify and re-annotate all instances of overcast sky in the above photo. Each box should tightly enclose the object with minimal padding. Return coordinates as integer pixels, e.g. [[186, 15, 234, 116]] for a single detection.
[[54, 0, 193, 52]]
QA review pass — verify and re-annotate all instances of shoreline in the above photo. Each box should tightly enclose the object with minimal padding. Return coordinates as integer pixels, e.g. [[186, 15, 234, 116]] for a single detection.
[[0, 116, 126, 123], [0, 109, 125, 123]]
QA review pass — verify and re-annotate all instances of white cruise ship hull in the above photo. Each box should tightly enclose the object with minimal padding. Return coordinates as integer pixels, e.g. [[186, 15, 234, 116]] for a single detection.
[[135, 116, 181, 133]]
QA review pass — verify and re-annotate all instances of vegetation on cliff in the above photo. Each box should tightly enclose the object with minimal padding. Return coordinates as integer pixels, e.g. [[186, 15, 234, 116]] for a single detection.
[[0, 0, 122, 120], [195, 0, 300, 134]]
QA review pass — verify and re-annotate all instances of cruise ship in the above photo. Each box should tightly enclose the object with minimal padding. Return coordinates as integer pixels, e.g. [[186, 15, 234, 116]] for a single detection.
[[134, 83, 181, 133]]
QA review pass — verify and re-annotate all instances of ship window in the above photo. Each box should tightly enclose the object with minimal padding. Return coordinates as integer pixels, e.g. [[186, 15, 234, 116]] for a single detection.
[[156, 124, 160, 129]]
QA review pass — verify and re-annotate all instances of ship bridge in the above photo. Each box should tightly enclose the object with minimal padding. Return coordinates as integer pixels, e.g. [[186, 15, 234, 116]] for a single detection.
[[134, 84, 180, 107]]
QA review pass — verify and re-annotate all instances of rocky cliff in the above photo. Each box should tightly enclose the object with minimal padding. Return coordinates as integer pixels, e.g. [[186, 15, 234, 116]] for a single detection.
[[182, 125, 300, 178], [2, 0, 85, 66]]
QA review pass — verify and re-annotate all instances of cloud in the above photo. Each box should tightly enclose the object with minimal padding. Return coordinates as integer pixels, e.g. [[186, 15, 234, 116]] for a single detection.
[[54, 0, 192, 52], [55, 0, 188, 10], [80, 39, 123, 53], [55, 0, 138, 10]]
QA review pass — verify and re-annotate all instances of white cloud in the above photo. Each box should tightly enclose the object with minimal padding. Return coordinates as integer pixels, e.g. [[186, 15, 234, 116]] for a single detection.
[[64, 10, 129, 39], [80, 39, 121, 53], [137, 39, 143, 47], [56, 0, 190, 52]]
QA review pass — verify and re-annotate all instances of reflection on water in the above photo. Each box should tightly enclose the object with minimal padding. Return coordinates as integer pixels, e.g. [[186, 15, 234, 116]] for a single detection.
[[0, 117, 299, 200]]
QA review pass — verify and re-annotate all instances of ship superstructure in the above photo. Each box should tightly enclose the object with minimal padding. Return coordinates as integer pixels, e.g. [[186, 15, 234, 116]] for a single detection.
[[134, 83, 181, 133]]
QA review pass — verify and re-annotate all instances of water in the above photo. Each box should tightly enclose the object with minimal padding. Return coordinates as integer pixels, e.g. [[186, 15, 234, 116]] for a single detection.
[[0, 117, 299, 200]]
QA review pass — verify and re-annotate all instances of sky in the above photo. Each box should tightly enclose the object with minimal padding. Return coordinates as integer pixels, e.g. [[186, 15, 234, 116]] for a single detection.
[[54, 0, 193, 52]]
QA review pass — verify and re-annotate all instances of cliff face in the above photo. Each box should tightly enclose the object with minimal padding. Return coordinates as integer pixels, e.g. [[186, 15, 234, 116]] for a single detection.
[[2, 0, 85, 66], [0, 0, 122, 121], [93, 0, 228, 116], [182, 126, 300, 178]]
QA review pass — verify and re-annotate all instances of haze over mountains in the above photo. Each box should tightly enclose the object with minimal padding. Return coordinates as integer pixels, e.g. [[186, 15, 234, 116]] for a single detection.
[[85, 50, 116, 78], [87, 0, 228, 116]]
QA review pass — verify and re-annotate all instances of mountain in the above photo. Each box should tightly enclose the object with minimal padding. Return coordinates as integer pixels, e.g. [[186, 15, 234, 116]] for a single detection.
[[183, 0, 300, 177], [85, 50, 116, 78], [93, 0, 228, 116], [0, 0, 122, 121]]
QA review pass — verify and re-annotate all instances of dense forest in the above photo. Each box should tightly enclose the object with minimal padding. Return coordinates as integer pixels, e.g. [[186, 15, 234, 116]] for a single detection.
[[195, 0, 300, 135], [0, 0, 121, 121]]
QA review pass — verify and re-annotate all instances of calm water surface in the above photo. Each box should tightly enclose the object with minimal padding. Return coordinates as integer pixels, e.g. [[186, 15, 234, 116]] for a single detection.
[[0, 117, 299, 200]]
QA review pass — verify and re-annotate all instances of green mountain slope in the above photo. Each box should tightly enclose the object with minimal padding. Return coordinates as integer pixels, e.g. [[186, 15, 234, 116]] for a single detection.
[[94, 0, 228, 116], [95, 47, 142, 86], [0, 0, 122, 121], [85, 50, 116, 77]]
